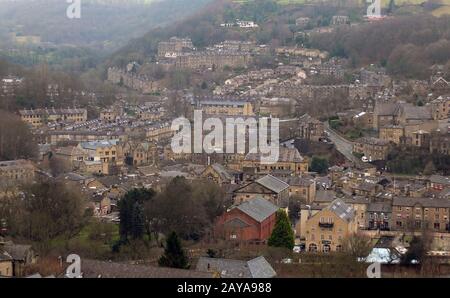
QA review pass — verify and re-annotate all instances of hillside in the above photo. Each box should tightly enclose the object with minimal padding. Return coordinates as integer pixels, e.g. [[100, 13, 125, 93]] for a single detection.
[[108, 0, 450, 66], [0, 0, 213, 50]]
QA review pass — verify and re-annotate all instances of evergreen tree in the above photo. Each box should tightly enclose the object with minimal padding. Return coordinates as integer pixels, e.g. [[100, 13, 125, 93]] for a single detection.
[[118, 188, 155, 241], [158, 231, 190, 269], [268, 210, 295, 250], [131, 202, 145, 239], [310, 156, 329, 174]]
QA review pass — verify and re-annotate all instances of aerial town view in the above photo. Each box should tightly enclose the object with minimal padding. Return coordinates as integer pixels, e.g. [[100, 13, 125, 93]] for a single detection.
[[0, 0, 450, 287]]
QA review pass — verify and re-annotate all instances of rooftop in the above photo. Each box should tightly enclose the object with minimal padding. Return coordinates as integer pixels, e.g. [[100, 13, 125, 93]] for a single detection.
[[234, 197, 279, 223], [195, 256, 276, 278], [256, 175, 289, 193]]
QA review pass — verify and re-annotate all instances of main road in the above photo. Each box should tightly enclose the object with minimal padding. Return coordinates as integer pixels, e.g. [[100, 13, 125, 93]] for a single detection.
[[324, 121, 364, 166]]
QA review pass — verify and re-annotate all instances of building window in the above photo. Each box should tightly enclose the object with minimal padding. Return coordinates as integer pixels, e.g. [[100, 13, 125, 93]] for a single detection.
[[309, 243, 318, 252]]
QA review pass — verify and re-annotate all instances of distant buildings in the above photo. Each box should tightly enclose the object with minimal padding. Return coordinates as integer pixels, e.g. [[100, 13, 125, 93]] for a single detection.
[[0, 160, 35, 183], [242, 147, 309, 176], [331, 15, 350, 26], [233, 175, 290, 207], [174, 51, 251, 70], [297, 114, 325, 142], [107, 67, 161, 94], [353, 137, 390, 161], [220, 20, 259, 29], [19, 108, 87, 128], [157, 37, 194, 58], [190, 97, 254, 116], [1, 76, 22, 98]]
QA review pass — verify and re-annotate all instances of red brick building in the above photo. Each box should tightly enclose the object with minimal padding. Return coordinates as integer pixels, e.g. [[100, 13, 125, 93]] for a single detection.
[[214, 197, 278, 242]]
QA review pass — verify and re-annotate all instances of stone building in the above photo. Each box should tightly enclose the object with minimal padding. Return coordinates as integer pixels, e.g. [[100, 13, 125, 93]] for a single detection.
[[175, 51, 251, 70], [430, 95, 450, 120], [297, 113, 325, 141], [379, 125, 404, 144], [157, 37, 194, 58], [19, 108, 87, 128], [242, 147, 309, 176], [429, 131, 450, 155], [392, 197, 450, 232], [191, 97, 254, 116], [123, 141, 157, 167], [353, 137, 390, 161], [331, 15, 349, 26], [233, 174, 290, 208], [107, 67, 161, 94], [303, 199, 357, 253], [0, 160, 36, 184]]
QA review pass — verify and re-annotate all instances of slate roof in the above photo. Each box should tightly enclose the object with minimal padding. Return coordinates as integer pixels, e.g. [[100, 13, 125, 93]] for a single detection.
[[429, 175, 450, 186], [247, 256, 277, 278], [314, 190, 336, 203], [393, 197, 450, 208], [374, 102, 401, 116], [81, 259, 212, 278], [234, 197, 279, 223], [195, 256, 276, 278], [256, 175, 289, 193], [211, 163, 234, 181], [0, 251, 12, 262], [282, 176, 314, 187], [356, 137, 389, 146], [367, 202, 392, 213], [1, 243, 32, 261], [80, 140, 119, 150], [401, 105, 432, 120], [326, 198, 355, 222], [244, 147, 304, 163]]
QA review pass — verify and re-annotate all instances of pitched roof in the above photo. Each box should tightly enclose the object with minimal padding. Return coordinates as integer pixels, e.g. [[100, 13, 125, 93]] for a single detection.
[[247, 256, 277, 278], [1, 243, 33, 261], [282, 176, 314, 187], [401, 105, 432, 120], [429, 175, 450, 186], [256, 175, 289, 193], [0, 251, 12, 262], [244, 147, 304, 163], [196, 257, 250, 278], [80, 140, 119, 150], [210, 163, 234, 181], [195, 256, 276, 278], [234, 197, 279, 223], [367, 201, 392, 213], [393, 197, 450, 208]]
